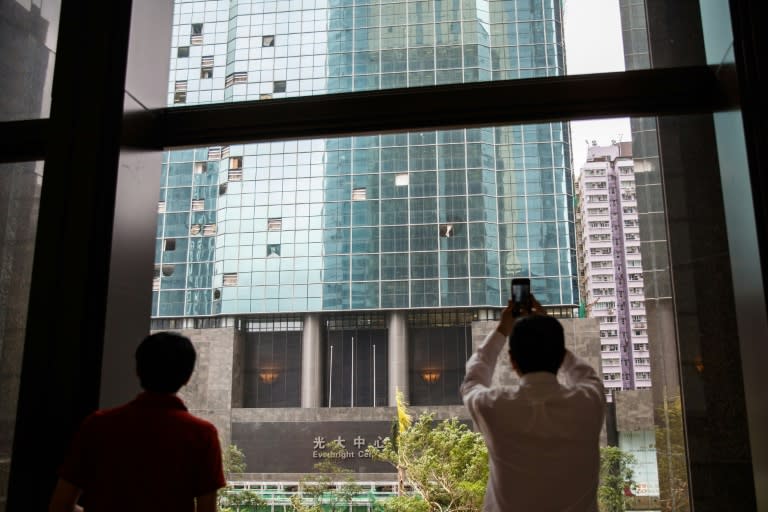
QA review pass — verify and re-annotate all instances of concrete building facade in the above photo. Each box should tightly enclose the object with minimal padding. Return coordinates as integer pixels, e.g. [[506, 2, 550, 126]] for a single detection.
[[175, 317, 602, 479]]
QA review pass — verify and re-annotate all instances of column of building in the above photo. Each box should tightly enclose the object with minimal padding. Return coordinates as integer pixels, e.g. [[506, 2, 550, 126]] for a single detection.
[[300, 311, 409, 407]]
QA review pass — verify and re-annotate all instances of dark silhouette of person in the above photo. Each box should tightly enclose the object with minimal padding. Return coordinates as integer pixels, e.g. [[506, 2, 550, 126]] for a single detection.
[[49, 332, 226, 512]]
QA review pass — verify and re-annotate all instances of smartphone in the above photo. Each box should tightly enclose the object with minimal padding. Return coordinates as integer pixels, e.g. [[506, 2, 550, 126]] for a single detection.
[[511, 278, 531, 313]]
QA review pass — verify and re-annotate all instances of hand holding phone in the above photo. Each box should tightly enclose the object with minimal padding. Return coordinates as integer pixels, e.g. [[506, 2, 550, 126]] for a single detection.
[[511, 278, 531, 315]]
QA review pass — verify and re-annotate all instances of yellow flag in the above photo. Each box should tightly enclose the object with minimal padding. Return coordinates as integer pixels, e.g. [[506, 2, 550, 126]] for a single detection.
[[396, 388, 411, 433]]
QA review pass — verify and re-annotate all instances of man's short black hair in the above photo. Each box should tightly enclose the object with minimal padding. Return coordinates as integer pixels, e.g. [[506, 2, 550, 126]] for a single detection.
[[508, 315, 566, 375], [135, 332, 196, 393]]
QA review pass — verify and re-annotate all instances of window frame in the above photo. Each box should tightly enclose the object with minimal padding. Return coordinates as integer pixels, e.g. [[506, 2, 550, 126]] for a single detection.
[[1, 0, 767, 510]]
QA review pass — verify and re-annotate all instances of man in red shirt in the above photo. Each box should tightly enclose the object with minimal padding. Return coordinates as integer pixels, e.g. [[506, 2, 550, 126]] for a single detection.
[[49, 332, 227, 512]]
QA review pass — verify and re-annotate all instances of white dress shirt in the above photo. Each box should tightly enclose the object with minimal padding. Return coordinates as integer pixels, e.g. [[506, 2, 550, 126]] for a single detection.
[[461, 329, 605, 512]]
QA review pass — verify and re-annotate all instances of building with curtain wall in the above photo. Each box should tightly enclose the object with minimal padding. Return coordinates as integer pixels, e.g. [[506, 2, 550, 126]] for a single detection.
[[151, 0, 595, 483]]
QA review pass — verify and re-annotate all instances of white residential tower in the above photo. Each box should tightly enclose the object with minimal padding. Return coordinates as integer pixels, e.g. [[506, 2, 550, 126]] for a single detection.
[[575, 142, 650, 393]]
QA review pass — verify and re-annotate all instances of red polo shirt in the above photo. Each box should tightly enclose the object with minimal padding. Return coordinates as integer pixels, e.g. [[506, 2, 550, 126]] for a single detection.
[[59, 392, 226, 512]]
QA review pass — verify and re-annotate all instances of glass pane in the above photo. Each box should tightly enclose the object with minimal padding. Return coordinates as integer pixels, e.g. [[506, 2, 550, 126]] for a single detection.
[[409, 325, 472, 405], [0, 161, 43, 506], [152, 6, 749, 506], [152, 126, 577, 316], [244, 330, 302, 407], [326, 328, 388, 407], [167, 0, 641, 108], [0, 1, 61, 120], [147, 116, 725, 509]]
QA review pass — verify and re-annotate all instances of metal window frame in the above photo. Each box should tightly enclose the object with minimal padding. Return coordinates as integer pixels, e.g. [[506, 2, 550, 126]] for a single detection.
[[0, 65, 739, 164], [2, 0, 768, 510]]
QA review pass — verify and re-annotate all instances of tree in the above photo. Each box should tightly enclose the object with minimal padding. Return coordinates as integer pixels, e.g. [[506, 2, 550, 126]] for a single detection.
[[392, 390, 412, 496], [379, 495, 430, 512], [217, 487, 265, 512], [292, 440, 365, 512], [598, 446, 636, 512], [223, 444, 247, 476], [370, 411, 488, 512], [217, 444, 263, 512]]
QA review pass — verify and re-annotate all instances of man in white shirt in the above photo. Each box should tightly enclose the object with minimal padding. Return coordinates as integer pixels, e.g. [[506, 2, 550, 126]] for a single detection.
[[461, 297, 604, 512]]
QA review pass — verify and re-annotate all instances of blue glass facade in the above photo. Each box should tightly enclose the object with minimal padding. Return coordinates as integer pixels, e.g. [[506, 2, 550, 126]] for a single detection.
[[153, 0, 576, 317]]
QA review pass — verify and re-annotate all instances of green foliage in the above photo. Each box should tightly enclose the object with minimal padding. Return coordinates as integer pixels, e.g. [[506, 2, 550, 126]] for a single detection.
[[217, 487, 265, 512], [379, 495, 430, 512], [292, 441, 366, 512], [598, 446, 637, 512], [218, 445, 255, 512], [223, 444, 247, 475], [289, 494, 323, 512], [369, 412, 489, 512]]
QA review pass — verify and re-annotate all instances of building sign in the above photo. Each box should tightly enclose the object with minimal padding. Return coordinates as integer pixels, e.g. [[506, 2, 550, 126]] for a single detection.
[[232, 421, 396, 473], [311, 433, 386, 460]]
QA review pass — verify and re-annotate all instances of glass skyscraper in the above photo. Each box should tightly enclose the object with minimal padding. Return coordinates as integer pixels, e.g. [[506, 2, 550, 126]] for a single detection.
[[153, 0, 576, 319]]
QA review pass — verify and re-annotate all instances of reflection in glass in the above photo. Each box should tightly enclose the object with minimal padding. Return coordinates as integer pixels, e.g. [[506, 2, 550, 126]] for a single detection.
[[244, 330, 302, 407], [326, 328, 388, 407], [410, 325, 472, 405], [0, 1, 60, 120], [0, 161, 43, 504], [166, 0, 566, 107]]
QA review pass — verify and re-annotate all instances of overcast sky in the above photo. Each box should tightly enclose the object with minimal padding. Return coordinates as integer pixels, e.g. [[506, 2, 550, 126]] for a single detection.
[[563, 0, 632, 170]]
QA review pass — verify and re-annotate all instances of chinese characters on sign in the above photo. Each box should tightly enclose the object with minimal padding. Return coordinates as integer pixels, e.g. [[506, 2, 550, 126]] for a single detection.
[[312, 434, 386, 460]]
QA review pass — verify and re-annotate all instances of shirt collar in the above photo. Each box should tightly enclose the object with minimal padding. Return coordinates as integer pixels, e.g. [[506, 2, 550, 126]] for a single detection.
[[519, 371, 559, 388], [133, 391, 188, 411]]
